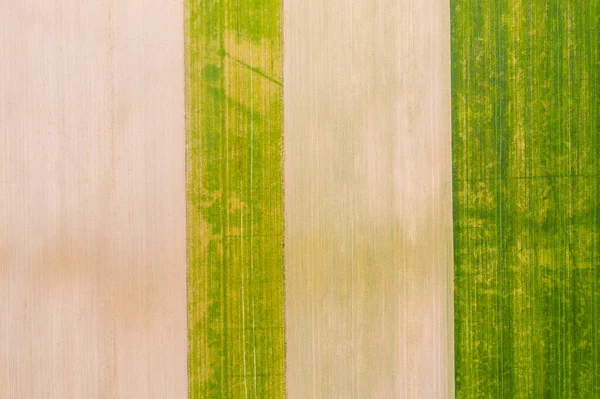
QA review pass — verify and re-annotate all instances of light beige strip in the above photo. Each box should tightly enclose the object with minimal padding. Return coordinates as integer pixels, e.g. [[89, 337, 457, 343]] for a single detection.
[[0, 1, 186, 397], [283, 0, 453, 397]]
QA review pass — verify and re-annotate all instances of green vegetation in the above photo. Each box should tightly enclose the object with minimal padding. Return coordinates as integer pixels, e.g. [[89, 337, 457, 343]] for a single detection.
[[185, 0, 284, 397], [452, 0, 599, 397]]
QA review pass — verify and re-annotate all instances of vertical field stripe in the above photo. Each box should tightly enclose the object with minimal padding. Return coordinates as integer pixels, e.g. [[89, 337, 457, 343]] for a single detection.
[[452, 0, 600, 397], [185, 0, 285, 397], [284, 0, 453, 397], [0, 1, 187, 397]]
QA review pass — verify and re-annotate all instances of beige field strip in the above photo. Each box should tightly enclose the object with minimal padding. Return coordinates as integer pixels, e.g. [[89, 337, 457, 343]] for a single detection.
[[283, 0, 454, 398], [0, 2, 187, 397]]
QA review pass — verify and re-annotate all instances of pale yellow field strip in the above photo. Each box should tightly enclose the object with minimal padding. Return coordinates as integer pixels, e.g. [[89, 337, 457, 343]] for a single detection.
[[283, 0, 453, 397], [0, 2, 186, 397]]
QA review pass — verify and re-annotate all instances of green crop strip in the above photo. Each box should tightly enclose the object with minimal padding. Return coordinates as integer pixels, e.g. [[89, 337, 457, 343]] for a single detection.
[[185, 0, 284, 397], [452, 0, 599, 397]]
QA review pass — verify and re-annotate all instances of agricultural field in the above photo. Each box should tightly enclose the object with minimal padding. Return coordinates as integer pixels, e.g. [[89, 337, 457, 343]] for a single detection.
[[186, 0, 285, 397], [452, 0, 600, 397]]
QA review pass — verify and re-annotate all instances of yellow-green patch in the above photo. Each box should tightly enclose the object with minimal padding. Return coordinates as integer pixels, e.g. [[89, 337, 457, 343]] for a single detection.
[[452, 0, 599, 397], [185, 0, 284, 397]]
